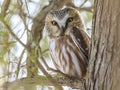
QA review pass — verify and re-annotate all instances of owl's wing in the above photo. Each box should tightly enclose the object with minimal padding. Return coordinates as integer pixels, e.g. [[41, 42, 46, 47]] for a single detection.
[[70, 27, 91, 65]]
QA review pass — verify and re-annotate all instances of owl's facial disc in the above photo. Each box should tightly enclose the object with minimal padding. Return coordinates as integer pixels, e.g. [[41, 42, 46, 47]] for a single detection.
[[51, 14, 74, 36]]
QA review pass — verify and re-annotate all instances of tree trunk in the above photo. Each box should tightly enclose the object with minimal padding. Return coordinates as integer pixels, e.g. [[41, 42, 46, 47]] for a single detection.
[[87, 0, 120, 90]]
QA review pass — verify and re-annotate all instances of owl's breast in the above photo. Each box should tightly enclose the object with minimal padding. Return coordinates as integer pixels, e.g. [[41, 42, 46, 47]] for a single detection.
[[48, 36, 68, 73], [48, 36, 85, 78]]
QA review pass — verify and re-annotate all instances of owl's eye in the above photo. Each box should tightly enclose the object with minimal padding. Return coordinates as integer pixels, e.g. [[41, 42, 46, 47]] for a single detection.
[[67, 17, 73, 23], [51, 21, 57, 26]]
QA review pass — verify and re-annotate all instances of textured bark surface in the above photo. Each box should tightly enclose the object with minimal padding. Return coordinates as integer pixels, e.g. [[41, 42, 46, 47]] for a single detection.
[[87, 0, 120, 90]]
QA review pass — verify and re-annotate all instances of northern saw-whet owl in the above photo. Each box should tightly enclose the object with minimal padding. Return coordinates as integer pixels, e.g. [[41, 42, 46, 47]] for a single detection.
[[45, 7, 90, 79]]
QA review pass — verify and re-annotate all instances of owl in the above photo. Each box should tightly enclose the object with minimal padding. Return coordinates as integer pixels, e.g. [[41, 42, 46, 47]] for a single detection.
[[45, 7, 90, 79]]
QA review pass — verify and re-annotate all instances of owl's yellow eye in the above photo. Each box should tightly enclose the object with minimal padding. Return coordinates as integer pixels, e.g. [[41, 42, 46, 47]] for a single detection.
[[51, 21, 57, 26], [67, 17, 73, 23]]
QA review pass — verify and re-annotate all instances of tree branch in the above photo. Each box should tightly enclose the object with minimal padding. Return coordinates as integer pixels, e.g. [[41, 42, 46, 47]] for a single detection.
[[78, 6, 93, 13], [2, 75, 85, 90]]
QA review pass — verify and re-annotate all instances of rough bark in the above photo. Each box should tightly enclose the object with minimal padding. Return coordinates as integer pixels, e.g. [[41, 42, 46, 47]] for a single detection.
[[87, 0, 120, 90]]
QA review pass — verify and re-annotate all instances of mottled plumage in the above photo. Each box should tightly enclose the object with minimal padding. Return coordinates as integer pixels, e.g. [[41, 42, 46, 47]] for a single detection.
[[45, 7, 90, 79]]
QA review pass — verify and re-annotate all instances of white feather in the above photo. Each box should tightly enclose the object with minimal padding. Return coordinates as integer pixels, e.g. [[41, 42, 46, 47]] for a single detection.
[[67, 47, 81, 76], [62, 45, 69, 73]]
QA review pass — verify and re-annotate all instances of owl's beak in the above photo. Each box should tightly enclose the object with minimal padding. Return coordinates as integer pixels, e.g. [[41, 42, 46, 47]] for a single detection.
[[61, 26, 66, 34]]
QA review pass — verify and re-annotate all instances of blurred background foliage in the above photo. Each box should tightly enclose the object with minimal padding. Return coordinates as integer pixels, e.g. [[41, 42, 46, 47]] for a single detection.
[[0, 0, 93, 89]]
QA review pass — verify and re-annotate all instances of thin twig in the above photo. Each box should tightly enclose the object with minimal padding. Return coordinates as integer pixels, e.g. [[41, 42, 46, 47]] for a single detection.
[[80, 0, 88, 8], [19, 29, 26, 39], [78, 6, 93, 13], [16, 48, 26, 79], [24, 0, 30, 15]]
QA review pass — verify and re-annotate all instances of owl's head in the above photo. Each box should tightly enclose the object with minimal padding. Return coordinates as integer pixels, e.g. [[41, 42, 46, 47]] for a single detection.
[[45, 7, 85, 37]]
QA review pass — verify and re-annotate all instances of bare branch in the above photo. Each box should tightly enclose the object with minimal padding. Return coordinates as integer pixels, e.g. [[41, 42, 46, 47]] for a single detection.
[[80, 0, 88, 8], [78, 6, 93, 13]]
